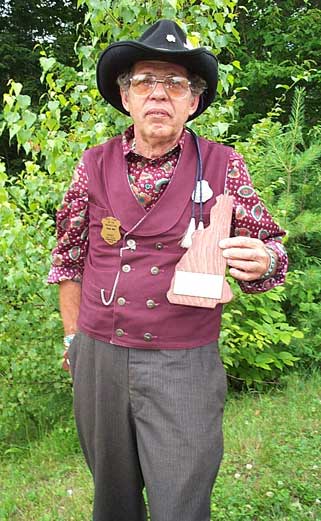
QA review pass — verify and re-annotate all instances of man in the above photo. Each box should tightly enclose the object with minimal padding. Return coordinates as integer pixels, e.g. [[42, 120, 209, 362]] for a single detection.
[[48, 19, 287, 521]]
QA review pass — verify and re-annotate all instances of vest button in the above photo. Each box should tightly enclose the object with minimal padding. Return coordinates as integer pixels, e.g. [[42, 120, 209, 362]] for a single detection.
[[146, 299, 156, 309], [143, 333, 153, 342], [115, 328, 125, 337], [150, 266, 160, 275], [127, 239, 136, 249], [117, 297, 126, 306], [122, 264, 131, 273], [155, 242, 164, 250]]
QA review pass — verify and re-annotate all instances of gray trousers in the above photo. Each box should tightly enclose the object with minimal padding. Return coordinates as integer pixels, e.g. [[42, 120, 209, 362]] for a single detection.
[[69, 332, 227, 521]]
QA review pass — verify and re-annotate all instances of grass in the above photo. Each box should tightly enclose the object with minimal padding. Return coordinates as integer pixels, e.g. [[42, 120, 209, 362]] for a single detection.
[[1, 372, 321, 520]]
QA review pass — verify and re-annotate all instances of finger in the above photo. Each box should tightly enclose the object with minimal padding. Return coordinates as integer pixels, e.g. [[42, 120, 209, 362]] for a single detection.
[[219, 237, 263, 249], [222, 247, 266, 262], [228, 267, 263, 282], [62, 351, 70, 372], [227, 258, 261, 273], [62, 360, 70, 372]]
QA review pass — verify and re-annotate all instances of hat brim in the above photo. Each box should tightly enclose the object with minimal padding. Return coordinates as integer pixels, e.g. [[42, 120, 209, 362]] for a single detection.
[[96, 41, 218, 121]]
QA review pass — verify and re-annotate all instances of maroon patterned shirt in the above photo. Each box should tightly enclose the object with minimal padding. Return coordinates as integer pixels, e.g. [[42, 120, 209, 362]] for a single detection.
[[48, 126, 287, 293]]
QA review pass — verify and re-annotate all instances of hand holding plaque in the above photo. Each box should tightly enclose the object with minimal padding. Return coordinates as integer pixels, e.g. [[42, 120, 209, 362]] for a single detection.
[[167, 194, 234, 309]]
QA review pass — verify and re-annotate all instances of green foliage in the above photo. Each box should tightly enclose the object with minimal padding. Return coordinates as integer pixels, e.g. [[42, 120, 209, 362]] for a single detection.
[[0, 0, 85, 99], [235, 88, 321, 371], [229, 0, 321, 136], [220, 281, 301, 385], [237, 89, 321, 227], [0, 158, 72, 447], [0, 0, 87, 177], [220, 87, 321, 384], [282, 269, 321, 370]]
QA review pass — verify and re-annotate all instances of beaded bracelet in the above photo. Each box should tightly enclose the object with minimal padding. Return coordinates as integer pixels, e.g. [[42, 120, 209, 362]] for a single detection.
[[260, 247, 277, 280], [63, 333, 76, 349]]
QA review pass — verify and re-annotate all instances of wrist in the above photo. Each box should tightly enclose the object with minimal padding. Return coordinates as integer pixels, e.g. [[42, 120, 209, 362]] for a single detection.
[[63, 333, 76, 349], [260, 247, 278, 280]]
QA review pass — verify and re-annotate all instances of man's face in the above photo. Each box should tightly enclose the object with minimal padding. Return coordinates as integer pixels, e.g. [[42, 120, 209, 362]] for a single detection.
[[120, 61, 199, 146]]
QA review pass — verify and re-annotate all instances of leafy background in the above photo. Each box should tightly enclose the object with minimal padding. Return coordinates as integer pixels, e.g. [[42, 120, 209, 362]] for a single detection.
[[0, 0, 320, 448]]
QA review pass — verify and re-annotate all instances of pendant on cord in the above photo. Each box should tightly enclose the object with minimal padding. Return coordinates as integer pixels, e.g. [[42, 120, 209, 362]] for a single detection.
[[192, 180, 213, 203]]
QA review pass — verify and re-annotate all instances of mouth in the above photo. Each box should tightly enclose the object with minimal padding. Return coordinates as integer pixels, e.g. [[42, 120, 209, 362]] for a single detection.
[[145, 109, 170, 118]]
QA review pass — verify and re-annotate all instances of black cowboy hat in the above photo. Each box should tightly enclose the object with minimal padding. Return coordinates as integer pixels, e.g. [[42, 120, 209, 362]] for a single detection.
[[96, 19, 218, 121]]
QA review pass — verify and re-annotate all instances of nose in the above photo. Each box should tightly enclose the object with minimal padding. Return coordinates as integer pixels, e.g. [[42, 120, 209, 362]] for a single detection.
[[150, 80, 168, 99]]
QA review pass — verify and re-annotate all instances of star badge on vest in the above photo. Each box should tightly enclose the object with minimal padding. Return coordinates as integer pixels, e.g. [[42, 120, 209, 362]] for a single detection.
[[101, 217, 121, 245]]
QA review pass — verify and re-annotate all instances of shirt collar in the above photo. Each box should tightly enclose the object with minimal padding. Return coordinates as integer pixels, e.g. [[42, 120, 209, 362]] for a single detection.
[[122, 124, 185, 160]]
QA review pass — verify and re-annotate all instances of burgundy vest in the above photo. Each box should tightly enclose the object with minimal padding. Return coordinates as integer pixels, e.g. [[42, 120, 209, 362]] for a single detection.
[[78, 131, 232, 348]]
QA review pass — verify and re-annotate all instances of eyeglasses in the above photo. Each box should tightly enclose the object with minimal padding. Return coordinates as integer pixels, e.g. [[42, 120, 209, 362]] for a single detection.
[[129, 74, 191, 99]]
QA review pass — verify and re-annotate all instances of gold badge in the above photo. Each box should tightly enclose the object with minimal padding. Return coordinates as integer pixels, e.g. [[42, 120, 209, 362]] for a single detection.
[[101, 217, 121, 245]]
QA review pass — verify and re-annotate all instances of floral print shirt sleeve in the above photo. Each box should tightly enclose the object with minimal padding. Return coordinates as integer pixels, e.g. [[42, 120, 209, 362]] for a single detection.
[[47, 159, 89, 284], [226, 150, 288, 293]]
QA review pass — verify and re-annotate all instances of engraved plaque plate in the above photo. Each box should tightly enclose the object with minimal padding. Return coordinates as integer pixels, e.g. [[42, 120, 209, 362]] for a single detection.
[[173, 271, 224, 299]]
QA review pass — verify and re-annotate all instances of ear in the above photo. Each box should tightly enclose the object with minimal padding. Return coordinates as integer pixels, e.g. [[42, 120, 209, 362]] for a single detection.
[[188, 95, 200, 117], [120, 89, 129, 112]]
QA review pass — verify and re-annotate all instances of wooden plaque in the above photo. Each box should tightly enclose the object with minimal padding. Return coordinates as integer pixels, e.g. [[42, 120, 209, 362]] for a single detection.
[[167, 194, 234, 308]]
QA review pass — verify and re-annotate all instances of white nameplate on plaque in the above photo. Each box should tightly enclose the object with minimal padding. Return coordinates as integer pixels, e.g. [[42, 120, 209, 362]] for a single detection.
[[173, 271, 224, 300]]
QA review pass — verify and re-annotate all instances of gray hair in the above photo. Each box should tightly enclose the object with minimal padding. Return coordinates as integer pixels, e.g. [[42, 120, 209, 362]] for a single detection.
[[116, 68, 207, 97], [117, 70, 132, 91]]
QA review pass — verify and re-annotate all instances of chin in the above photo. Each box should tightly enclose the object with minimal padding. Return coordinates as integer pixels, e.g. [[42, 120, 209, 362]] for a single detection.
[[150, 122, 173, 133]]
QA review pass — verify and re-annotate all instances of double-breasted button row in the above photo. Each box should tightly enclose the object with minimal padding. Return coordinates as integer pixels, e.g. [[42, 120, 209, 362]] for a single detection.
[[122, 264, 160, 275], [115, 329, 153, 342], [117, 297, 156, 309], [124, 238, 163, 251]]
